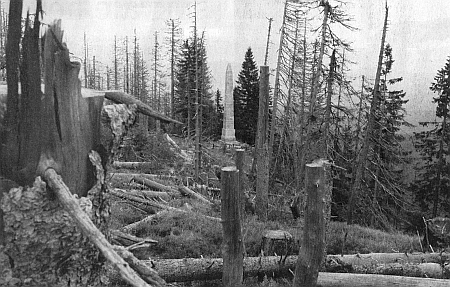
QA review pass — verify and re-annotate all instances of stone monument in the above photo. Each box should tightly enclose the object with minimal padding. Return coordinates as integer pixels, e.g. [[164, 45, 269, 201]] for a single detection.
[[221, 63, 236, 142]]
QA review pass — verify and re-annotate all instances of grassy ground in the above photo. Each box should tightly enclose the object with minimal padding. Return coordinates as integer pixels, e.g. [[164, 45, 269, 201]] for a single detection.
[[108, 131, 423, 286]]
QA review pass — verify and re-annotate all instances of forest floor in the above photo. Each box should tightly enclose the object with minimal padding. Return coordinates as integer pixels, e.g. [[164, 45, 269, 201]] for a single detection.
[[107, 129, 423, 287]]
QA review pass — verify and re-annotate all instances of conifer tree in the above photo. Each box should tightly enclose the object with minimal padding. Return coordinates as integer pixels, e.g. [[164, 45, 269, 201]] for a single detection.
[[174, 36, 214, 138], [233, 47, 259, 145], [412, 57, 450, 218]]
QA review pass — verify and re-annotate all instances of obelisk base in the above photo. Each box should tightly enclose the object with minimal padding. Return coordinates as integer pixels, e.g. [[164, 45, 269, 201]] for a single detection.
[[221, 128, 236, 142]]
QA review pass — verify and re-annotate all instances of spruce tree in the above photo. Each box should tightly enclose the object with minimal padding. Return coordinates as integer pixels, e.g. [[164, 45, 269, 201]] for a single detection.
[[174, 37, 215, 138], [234, 47, 259, 145], [412, 57, 450, 218]]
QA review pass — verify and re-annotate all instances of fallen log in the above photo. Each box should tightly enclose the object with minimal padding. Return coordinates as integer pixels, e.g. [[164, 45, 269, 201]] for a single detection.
[[128, 189, 173, 201], [113, 245, 166, 286], [147, 252, 450, 283], [109, 172, 180, 182], [109, 172, 179, 194], [99, 90, 182, 125], [178, 185, 213, 205], [43, 168, 156, 287], [112, 161, 154, 170], [110, 229, 158, 249], [111, 189, 221, 223], [317, 272, 450, 287], [132, 176, 179, 194], [121, 212, 166, 234], [163, 133, 191, 161], [326, 252, 450, 266]]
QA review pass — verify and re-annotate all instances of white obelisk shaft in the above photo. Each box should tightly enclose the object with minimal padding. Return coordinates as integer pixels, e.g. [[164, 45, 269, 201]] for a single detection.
[[221, 63, 236, 142]]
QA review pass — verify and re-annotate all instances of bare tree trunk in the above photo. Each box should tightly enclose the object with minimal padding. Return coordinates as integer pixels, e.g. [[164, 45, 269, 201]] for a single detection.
[[268, 1, 287, 159], [264, 17, 273, 66], [125, 36, 129, 94], [293, 20, 308, 190], [347, 5, 389, 225], [255, 66, 270, 221], [170, 19, 175, 118], [114, 35, 118, 90], [322, 49, 336, 157], [0, 0, 23, 180]]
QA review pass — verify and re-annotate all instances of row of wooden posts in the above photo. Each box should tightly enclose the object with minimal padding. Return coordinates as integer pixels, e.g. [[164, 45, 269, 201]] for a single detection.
[[221, 147, 331, 287]]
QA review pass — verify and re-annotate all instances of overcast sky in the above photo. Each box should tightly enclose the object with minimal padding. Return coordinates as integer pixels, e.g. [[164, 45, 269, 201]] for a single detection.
[[11, 0, 450, 120]]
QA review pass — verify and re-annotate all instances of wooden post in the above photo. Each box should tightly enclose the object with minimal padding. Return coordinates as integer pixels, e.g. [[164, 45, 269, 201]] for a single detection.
[[235, 149, 245, 216], [255, 66, 270, 221], [221, 166, 243, 287], [293, 159, 331, 287]]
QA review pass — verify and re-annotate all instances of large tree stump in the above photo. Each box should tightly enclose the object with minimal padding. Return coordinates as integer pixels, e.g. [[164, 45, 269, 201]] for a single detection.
[[293, 159, 331, 286], [221, 166, 244, 287], [261, 230, 294, 256]]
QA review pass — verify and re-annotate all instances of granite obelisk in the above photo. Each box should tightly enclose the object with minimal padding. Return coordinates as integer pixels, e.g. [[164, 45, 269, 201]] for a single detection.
[[221, 63, 236, 142]]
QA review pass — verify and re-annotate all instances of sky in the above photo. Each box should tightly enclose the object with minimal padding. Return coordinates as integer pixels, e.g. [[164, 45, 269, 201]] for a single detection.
[[9, 0, 450, 123]]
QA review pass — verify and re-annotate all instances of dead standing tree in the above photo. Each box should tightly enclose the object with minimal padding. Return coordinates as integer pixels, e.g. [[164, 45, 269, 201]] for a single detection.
[[347, 4, 389, 225]]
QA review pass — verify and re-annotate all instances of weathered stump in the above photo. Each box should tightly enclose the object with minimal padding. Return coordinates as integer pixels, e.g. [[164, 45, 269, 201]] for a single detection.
[[221, 166, 243, 287], [293, 159, 331, 286], [261, 230, 294, 256]]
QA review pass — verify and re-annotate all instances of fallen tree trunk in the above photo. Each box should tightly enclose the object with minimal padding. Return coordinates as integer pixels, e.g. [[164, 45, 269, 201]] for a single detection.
[[110, 172, 180, 182], [163, 133, 191, 161], [112, 161, 154, 170], [178, 186, 213, 205], [146, 252, 450, 283], [128, 189, 173, 201], [317, 272, 450, 287], [98, 90, 182, 125], [110, 172, 179, 194], [121, 212, 166, 234], [111, 189, 221, 223], [43, 168, 159, 287], [113, 245, 166, 286], [110, 229, 158, 249]]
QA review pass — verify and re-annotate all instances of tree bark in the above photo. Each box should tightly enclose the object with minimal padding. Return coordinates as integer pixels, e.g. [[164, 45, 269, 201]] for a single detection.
[[235, 149, 245, 216], [293, 159, 331, 286], [221, 166, 243, 286], [255, 66, 270, 221], [0, 0, 22, 180], [146, 252, 450, 283], [42, 168, 156, 287], [317, 272, 450, 287]]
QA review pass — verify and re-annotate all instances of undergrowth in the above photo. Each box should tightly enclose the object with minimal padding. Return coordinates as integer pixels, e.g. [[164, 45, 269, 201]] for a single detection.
[[108, 134, 424, 286]]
